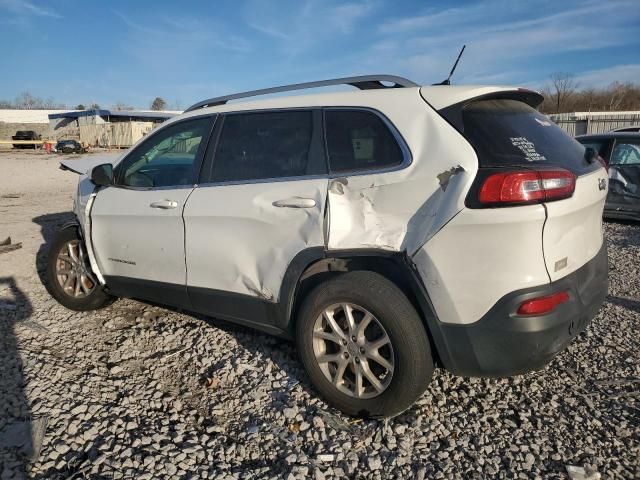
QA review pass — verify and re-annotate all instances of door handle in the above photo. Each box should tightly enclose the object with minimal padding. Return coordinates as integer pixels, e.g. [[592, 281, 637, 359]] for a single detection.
[[150, 200, 178, 209], [272, 197, 317, 209]]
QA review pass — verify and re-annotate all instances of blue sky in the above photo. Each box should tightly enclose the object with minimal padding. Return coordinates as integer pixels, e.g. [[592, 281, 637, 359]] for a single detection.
[[1, 0, 639, 109]]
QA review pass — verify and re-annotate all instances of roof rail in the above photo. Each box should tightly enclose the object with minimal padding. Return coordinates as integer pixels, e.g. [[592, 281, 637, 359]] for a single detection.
[[184, 75, 418, 113]]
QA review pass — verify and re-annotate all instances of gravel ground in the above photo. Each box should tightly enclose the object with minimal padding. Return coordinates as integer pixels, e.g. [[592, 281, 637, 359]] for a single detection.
[[0, 150, 638, 479]]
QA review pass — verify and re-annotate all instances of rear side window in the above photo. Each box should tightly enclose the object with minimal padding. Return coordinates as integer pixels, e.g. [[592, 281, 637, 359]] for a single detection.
[[462, 99, 599, 175], [610, 140, 640, 165], [210, 110, 325, 182], [325, 110, 404, 173]]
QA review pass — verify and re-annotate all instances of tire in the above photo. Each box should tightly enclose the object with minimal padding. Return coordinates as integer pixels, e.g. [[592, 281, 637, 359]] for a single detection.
[[46, 227, 114, 311], [296, 271, 434, 418]]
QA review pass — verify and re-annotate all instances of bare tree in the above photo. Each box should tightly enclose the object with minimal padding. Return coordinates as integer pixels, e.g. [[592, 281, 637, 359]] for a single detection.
[[150, 97, 167, 111], [0, 100, 12, 108], [14, 91, 43, 110], [607, 82, 627, 111], [546, 73, 579, 114], [113, 102, 134, 111], [90, 103, 100, 110]]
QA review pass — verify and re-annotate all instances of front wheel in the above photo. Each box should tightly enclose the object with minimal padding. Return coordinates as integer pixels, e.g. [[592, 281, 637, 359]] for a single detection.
[[296, 271, 434, 418], [46, 227, 114, 311]]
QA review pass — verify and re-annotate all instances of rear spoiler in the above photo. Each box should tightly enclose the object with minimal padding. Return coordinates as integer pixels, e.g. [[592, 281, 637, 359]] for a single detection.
[[437, 89, 544, 133]]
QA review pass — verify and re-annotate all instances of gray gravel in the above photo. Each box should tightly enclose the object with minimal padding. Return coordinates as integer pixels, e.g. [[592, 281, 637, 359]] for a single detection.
[[0, 153, 639, 479]]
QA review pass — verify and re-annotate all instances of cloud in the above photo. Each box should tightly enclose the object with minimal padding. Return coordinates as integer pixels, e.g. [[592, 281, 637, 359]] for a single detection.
[[245, 0, 378, 59], [0, 0, 60, 18], [113, 10, 252, 68], [575, 64, 640, 88], [356, 0, 640, 86], [330, 1, 377, 34]]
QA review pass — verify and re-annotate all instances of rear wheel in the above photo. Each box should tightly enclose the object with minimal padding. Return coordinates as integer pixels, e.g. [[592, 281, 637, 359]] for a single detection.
[[296, 271, 434, 418], [46, 227, 114, 311]]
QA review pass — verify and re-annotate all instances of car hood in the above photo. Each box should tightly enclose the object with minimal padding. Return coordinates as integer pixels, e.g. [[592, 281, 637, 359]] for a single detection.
[[59, 153, 121, 175]]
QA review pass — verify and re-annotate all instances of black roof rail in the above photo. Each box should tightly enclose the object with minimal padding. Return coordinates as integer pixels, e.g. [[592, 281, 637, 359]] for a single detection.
[[184, 75, 418, 113]]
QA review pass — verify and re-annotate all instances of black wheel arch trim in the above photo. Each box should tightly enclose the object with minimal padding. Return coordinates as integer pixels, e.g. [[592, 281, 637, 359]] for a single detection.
[[60, 219, 84, 240], [279, 247, 452, 368]]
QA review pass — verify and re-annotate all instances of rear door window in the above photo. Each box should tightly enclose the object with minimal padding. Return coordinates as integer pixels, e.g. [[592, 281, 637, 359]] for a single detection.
[[208, 110, 326, 183], [462, 99, 599, 175], [324, 110, 405, 173]]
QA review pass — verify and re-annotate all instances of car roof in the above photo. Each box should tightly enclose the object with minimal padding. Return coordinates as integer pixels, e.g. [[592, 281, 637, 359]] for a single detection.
[[612, 125, 640, 131], [576, 132, 640, 141], [171, 83, 531, 125]]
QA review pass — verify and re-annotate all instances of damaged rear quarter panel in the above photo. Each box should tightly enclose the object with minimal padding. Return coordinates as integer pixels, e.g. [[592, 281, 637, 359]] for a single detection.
[[326, 98, 478, 255]]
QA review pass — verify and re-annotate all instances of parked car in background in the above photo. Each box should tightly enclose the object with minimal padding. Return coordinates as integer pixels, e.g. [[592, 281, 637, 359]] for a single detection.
[[55, 140, 86, 154], [12, 130, 41, 149], [46, 75, 609, 418], [612, 126, 640, 133], [576, 132, 640, 221]]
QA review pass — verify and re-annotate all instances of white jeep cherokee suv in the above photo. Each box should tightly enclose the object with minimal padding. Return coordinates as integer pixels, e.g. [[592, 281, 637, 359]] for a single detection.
[[48, 75, 609, 418]]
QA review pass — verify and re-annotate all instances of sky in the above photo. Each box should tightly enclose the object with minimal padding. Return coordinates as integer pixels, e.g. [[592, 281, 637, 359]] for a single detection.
[[1, 0, 639, 110]]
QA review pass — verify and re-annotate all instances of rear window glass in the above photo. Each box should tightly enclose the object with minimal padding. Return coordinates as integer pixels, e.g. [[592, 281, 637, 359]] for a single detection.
[[462, 99, 598, 175]]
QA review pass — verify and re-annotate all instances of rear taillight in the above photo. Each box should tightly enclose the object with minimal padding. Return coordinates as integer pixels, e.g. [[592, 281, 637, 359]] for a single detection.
[[478, 169, 576, 206], [517, 291, 569, 315]]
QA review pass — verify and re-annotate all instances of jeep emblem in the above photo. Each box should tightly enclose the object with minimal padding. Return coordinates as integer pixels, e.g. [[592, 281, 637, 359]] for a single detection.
[[598, 178, 607, 191]]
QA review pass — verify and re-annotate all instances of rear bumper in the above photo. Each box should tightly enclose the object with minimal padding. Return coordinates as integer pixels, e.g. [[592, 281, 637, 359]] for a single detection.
[[434, 242, 608, 377]]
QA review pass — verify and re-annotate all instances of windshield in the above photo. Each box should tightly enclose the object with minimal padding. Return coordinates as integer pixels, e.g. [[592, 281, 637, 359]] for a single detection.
[[462, 99, 599, 175]]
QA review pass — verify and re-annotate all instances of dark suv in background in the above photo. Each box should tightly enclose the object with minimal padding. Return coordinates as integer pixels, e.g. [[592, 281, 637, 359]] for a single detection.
[[577, 132, 640, 221], [12, 130, 41, 149]]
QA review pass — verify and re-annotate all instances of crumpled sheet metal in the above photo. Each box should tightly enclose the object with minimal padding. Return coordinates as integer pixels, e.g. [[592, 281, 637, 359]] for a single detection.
[[326, 105, 478, 256]]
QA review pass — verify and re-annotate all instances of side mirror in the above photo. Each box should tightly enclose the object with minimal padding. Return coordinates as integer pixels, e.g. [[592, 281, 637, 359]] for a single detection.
[[90, 163, 113, 186]]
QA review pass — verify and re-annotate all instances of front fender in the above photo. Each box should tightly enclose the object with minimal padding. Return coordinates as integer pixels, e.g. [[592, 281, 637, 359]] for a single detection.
[[61, 195, 106, 286]]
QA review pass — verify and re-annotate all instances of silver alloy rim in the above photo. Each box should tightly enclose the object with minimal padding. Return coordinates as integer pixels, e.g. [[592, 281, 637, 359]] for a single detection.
[[55, 239, 96, 298], [312, 303, 394, 399]]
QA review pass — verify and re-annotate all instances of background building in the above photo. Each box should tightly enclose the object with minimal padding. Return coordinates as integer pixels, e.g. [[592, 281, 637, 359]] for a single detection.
[[1, 108, 180, 148], [549, 111, 640, 136], [0, 109, 72, 142], [48, 109, 179, 148]]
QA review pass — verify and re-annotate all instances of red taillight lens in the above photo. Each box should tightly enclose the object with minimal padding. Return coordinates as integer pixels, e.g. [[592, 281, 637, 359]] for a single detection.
[[517, 291, 570, 315], [478, 169, 576, 206]]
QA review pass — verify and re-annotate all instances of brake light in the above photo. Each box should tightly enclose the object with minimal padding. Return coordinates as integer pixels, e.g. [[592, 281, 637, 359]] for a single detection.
[[517, 291, 569, 315], [478, 169, 576, 206]]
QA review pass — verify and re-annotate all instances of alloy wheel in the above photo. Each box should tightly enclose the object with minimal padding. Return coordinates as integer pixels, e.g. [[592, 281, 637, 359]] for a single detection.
[[55, 239, 96, 298], [312, 303, 395, 399]]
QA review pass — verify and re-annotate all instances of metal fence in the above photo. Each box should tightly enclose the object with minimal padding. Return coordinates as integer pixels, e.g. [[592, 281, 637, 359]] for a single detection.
[[550, 113, 640, 136]]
